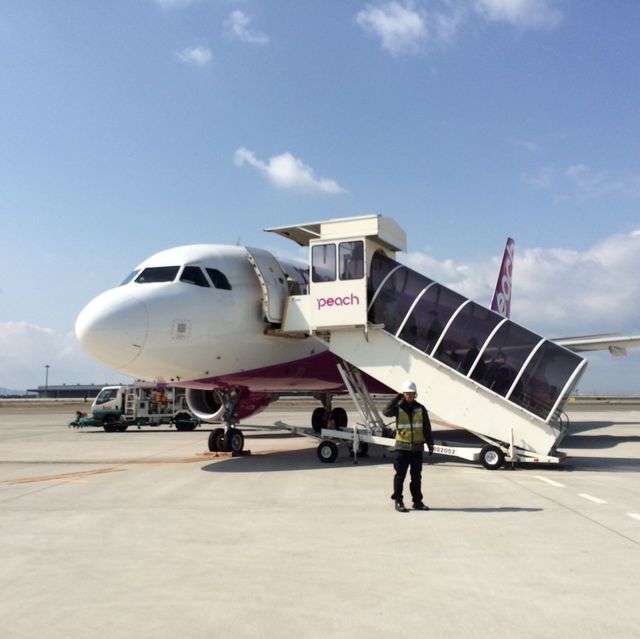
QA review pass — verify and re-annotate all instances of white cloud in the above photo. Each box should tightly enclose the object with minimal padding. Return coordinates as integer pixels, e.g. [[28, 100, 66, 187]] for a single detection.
[[474, 0, 563, 30], [176, 46, 212, 67], [225, 10, 270, 45], [565, 164, 640, 200], [0, 322, 129, 391], [234, 148, 346, 194], [356, 1, 563, 56], [356, 2, 427, 56], [403, 229, 640, 338], [524, 163, 640, 200]]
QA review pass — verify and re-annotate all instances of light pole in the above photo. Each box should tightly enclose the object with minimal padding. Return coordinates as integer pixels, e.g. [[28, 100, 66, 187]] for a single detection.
[[44, 364, 50, 398]]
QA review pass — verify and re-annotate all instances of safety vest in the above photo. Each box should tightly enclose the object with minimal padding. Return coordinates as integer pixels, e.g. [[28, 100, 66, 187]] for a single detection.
[[395, 404, 425, 451]]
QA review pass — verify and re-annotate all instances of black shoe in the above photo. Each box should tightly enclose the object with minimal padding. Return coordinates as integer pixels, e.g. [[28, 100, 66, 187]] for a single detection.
[[395, 501, 409, 513], [413, 501, 429, 511]]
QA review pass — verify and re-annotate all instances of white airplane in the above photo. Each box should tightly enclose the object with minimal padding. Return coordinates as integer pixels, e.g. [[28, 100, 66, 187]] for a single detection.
[[76, 216, 640, 454], [75, 242, 367, 450]]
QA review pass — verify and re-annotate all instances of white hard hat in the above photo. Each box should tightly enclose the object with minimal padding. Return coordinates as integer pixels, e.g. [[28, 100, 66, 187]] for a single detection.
[[401, 381, 417, 393]]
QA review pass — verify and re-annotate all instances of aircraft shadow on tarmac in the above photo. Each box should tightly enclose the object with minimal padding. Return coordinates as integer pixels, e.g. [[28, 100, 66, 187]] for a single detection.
[[563, 421, 640, 450], [561, 456, 640, 473]]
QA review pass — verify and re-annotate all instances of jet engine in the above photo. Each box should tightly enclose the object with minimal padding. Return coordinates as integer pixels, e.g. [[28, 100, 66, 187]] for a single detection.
[[185, 388, 276, 423], [185, 389, 226, 423]]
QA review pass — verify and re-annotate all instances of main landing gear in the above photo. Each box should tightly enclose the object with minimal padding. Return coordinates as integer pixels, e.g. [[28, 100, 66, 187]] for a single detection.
[[311, 393, 348, 433], [207, 389, 246, 454]]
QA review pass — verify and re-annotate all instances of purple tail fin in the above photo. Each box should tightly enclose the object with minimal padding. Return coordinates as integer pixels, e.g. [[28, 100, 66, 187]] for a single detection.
[[491, 238, 515, 318]]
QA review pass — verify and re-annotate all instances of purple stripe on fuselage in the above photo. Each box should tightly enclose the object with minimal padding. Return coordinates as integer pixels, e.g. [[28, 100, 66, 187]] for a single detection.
[[183, 350, 392, 394]]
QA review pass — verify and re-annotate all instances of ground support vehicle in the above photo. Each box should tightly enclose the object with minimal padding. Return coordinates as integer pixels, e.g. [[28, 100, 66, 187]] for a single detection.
[[69, 384, 200, 432]]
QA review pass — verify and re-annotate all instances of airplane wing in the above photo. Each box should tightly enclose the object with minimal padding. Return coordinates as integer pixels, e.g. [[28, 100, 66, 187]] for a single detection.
[[553, 334, 640, 357]]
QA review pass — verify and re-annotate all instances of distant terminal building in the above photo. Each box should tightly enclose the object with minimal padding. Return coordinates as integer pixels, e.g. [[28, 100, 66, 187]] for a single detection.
[[26, 384, 121, 399]]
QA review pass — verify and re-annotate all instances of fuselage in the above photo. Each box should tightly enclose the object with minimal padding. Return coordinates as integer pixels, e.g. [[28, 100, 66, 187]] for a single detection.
[[75, 244, 348, 392]]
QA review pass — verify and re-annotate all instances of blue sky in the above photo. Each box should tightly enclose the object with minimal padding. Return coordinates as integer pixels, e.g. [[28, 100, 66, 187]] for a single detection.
[[1, 0, 639, 393]]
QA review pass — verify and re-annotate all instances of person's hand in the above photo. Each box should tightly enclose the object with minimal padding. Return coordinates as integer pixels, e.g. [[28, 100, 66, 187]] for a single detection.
[[428, 446, 434, 456]]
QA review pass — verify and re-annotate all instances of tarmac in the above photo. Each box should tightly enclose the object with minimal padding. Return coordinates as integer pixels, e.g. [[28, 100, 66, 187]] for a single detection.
[[1, 398, 639, 639]]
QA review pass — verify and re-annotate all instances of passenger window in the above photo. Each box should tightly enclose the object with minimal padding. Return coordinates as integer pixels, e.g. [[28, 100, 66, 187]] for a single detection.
[[206, 268, 232, 290], [135, 266, 180, 283], [180, 266, 210, 288], [339, 241, 364, 280], [312, 244, 336, 282]]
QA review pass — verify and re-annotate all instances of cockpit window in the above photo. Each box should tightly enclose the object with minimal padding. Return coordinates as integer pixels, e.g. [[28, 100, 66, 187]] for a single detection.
[[206, 268, 232, 290], [181, 266, 210, 288], [135, 266, 180, 283], [120, 270, 140, 286]]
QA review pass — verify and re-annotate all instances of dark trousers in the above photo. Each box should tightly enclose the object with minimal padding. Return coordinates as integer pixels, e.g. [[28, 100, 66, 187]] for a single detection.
[[392, 450, 423, 503]]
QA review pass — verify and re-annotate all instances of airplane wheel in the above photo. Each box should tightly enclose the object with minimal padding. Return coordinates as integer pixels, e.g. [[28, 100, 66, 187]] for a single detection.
[[331, 407, 348, 429], [317, 441, 338, 463], [311, 407, 327, 433], [480, 445, 505, 470], [208, 428, 224, 452], [227, 428, 244, 453]]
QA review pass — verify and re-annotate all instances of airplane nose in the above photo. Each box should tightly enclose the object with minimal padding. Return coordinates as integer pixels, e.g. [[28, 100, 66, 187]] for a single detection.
[[75, 289, 148, 371]]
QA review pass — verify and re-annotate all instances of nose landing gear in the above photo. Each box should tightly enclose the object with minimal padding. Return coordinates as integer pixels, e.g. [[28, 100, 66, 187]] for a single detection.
[[206, 389, 247, 454]]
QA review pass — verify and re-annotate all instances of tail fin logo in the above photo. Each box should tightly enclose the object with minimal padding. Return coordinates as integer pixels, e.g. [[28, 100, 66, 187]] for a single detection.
[[491, 238, 515, 318]]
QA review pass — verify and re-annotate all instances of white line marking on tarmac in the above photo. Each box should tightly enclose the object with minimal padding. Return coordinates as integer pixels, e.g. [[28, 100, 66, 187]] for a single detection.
[[579, 493, 607, 504], [534, 475, 565, 487], [627, 513, 640, 521]]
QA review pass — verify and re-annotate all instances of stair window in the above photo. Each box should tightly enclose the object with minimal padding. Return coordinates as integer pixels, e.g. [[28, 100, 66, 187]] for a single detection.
[[471, 321, 539, 397], [509, 341, 583, 419]]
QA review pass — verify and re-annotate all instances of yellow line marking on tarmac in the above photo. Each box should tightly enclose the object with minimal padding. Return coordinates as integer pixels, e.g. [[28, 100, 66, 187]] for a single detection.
[[5, 467, 126, 485]]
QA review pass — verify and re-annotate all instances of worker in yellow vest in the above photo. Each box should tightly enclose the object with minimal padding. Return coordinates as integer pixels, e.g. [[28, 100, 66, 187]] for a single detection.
[[383, 381, 434, 512]]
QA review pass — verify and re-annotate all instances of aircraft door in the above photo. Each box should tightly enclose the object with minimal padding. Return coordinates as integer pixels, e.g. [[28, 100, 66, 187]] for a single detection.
[[246, 247, 289, 324]]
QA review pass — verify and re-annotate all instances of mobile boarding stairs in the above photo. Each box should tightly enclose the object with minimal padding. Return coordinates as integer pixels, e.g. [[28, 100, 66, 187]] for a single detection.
[[260, 215, 587, 470]]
